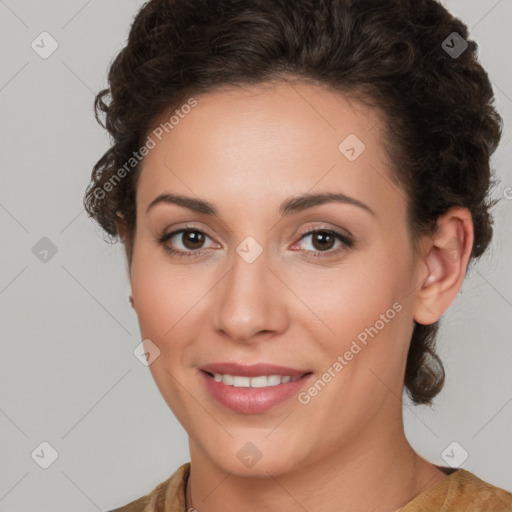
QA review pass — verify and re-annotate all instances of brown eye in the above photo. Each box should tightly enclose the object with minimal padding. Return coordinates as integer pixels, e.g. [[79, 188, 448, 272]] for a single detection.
[[310, 231, 337, 251], [157, 228, 216, 258], [180, 230, 206, 250], [291, 227, 354, 259]]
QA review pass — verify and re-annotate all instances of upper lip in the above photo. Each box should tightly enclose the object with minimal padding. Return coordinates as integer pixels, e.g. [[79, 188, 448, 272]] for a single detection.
[[200, 362, 312, 377]]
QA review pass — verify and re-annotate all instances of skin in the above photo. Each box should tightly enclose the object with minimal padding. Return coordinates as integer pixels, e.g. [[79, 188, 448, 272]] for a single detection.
[[117, 79, 474, 512]]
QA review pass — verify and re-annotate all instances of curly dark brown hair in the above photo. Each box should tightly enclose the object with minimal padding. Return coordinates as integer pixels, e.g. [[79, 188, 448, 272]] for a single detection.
[[84, 0, 503, 405]]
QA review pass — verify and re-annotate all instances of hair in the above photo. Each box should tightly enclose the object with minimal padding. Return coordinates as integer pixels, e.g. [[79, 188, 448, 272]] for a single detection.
[[84, 0, 503, 405]]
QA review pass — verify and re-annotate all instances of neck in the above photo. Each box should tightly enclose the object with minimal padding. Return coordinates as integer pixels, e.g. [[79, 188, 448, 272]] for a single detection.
[[185, 401, 445, 512]]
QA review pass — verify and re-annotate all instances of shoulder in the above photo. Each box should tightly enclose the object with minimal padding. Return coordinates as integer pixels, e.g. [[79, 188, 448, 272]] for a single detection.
[[400, 468, 512, 511], [445, 469, 512, 510], [106, 462, 190, 512]]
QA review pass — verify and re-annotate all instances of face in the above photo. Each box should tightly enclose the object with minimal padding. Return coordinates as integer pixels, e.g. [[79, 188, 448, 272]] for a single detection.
[[128, 80, 422, 476]]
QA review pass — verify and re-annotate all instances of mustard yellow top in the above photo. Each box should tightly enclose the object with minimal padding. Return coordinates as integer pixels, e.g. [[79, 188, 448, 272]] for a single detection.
[[108, 462, 512, 511]]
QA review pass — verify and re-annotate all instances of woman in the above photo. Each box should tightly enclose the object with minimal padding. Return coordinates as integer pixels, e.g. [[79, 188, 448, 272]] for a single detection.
[[84, 0, 512, 510]]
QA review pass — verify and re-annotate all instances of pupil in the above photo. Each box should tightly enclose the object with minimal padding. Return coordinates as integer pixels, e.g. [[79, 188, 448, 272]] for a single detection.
[[184, 230, 204, 249], [313, 232, 333, 251]]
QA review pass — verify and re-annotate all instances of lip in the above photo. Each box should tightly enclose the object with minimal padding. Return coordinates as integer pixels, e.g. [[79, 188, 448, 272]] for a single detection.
[[199, 366, 314, 414], [200, 362, 310, 377]]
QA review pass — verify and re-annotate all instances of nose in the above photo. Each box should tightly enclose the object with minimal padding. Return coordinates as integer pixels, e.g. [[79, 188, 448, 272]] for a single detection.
[[212, 247, 289, 343]]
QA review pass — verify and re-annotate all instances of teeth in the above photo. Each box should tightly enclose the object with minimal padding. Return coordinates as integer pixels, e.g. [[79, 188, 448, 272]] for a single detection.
[[211, 373, 302, 387], [233, 376, 250, 387]]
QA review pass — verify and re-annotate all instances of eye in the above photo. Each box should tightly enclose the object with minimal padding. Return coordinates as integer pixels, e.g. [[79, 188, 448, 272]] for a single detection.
[[156, 225, 354, 260], [156, 228, 217, 258], [291, 227, 354, 258]]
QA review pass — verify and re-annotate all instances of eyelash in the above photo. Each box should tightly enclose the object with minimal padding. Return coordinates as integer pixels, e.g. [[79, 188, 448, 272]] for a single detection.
[[156, 225, 354, 260]]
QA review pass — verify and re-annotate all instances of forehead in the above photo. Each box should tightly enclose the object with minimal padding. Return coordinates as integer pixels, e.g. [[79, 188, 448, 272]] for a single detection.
[[135, 80, 401, 223]]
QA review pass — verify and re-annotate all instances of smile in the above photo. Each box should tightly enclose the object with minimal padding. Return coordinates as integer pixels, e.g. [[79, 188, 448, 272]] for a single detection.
[[200, 369, 314, 414], [204, 371, 305, 387]]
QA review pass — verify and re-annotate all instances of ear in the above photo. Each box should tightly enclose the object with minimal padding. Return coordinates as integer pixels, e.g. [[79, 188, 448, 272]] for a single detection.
[[413, 206, 474, 325], [115, 211, 127, 242]]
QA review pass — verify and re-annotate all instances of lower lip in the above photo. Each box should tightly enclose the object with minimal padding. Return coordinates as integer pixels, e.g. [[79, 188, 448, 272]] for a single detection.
[[200, 370, 313, 414]]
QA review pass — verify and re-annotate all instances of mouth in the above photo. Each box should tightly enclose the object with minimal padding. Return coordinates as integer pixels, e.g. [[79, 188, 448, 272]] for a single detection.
[[199, 366, 314, 414], [201, 370, 312, 387]]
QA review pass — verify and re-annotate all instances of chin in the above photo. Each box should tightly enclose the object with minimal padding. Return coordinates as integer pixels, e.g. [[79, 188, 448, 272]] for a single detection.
[[197, 436, 309, 477]]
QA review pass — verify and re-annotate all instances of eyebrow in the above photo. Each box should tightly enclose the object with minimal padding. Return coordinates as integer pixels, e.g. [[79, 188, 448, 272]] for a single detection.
[[146, 191, 376, 217]]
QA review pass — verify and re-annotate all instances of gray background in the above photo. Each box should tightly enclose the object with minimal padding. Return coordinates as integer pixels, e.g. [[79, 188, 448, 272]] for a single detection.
[[0, 1, 511, 510]]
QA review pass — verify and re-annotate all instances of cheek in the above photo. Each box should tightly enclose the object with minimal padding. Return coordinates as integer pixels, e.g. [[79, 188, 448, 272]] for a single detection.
[[130, 243, 177, 337], [293, 257, 401, 340], [293, 250, 411, 392], [130, 242, 216, 352], [132, 269, 196, 339]]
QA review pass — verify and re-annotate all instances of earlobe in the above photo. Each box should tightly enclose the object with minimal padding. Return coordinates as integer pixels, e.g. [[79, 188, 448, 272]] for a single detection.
[[115, 211, 127, 241], [413, 207, 474, 325]]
